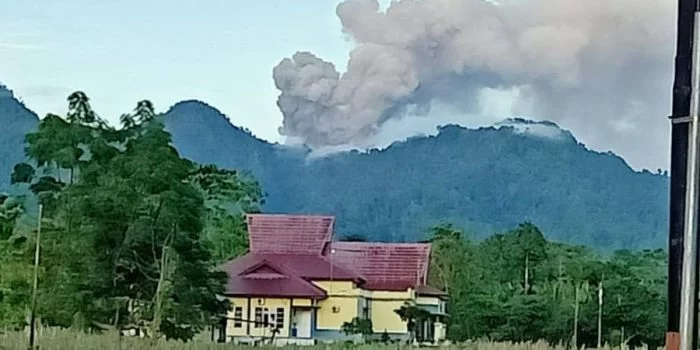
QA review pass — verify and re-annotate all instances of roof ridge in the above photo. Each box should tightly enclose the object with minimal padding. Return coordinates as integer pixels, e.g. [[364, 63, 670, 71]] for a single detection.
[[238, 258, 289, 277], [246, 213, 335, 219]]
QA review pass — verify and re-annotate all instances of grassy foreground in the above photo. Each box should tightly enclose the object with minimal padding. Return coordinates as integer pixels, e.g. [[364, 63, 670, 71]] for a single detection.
[[0, 329, 656, 350]]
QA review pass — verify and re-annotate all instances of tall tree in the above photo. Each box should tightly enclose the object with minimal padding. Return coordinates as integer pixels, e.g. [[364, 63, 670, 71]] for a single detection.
[[8, 93, 262, 341]]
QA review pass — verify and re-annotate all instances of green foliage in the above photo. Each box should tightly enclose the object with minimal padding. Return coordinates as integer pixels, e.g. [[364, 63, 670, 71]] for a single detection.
[[0, 94, 39, 191], [394, 303, 431, 342], [0, 193, 30, 329], [0, 91, 670, 345], [190, 164, 263, 263], [342, 317, 373, 337], [0, 93, 263, 342], [161, 104, 669, 250], [430, 223, 666, 348], [0, 94, 672, 250]]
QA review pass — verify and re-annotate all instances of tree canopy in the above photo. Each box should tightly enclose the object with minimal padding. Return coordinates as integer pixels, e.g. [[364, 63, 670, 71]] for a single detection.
[[430, 224, 666, 348], [0, 92, 263, 341]]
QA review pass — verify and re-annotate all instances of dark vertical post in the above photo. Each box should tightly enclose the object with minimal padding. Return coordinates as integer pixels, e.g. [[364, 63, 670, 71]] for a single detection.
[[670, 1, 699, 349]]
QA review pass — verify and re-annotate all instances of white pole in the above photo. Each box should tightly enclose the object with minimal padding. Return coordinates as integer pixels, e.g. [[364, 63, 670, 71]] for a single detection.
[[330, 248, 335, 294], [597, 279, 603, 349], [28, 204, 43, 349], [679, 10, 700, 350]]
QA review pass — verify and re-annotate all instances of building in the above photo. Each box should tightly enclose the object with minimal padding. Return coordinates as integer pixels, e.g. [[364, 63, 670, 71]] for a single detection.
[[215, 214, 448, 345]]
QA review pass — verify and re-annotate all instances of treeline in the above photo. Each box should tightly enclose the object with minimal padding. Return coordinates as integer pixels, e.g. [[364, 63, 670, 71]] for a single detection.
[[0, 91, 666, 346], [427, 224, 665, 348], [0, 92, 262, 341]]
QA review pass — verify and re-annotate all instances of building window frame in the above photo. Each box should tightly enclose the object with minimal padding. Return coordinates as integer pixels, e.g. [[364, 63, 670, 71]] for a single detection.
[[254, 307, 263, 328], [233, 307, 243, 328], [276, 307, 284, 330]]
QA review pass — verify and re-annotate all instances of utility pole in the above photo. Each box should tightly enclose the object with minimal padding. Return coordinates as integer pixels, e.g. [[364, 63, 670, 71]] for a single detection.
[[679, 4, 700, 346], [669, 1, 700, 350], [28, 204, 43, 350], [597, 278, 603, 349]]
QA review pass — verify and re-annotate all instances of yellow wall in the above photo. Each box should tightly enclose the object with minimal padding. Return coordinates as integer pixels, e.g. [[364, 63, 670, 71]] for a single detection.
[[226, 297, 293, 338], [310, 282, 415, 334], [249, 298, 291, 337], [313, 281, 361, 330], [226, 284, 441, 339], [316, 296, 359, 330], [371, 299, 409, 334], [370, 288, 413, 300], [312, 281, 360, 296], [226, 297, 249, 337], [292, 298, 313, 307]]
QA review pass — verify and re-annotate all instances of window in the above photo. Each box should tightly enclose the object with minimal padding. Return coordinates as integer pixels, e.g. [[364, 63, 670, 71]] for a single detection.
[[276, 308, 284, 329], [233, 307, 243, 328], [263, 308, 269, 327], [361, 298, 371, 319], [254, 307, 263, 328]]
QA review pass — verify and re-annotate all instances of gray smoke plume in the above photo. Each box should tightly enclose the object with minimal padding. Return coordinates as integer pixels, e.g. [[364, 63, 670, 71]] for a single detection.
[[273, 0, 674, 169]]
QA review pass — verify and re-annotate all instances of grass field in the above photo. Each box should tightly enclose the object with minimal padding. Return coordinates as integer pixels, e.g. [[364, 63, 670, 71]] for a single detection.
[[0, 329, 655, 350]]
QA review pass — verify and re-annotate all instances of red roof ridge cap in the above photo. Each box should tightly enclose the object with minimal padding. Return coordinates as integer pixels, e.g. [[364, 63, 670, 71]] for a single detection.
[[238, 258, 293, 278], [245, 213, 336, 220]]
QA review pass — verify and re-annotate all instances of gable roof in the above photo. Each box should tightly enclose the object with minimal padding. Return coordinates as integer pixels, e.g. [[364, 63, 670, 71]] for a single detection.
[[329, 242, 431, 291], [247, 214, 334, 255], [258, 253, 362, 282], [221, 255, 327, 298]]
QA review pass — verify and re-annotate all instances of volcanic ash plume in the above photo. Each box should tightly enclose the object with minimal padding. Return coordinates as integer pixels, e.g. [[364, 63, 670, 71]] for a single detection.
[[273, 0, 674, 167]]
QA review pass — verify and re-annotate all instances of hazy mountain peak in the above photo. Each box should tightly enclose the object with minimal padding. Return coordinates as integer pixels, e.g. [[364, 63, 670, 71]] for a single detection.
[[165, 100, 263, 141], [0, 95, 670, 250], [494, 118, 576, 142], [0, 83, 13, 99]]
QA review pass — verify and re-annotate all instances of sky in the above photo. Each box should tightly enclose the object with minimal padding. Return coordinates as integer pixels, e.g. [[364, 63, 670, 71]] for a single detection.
[[0, 0, 674, 171], [1, 1, 395, 144]]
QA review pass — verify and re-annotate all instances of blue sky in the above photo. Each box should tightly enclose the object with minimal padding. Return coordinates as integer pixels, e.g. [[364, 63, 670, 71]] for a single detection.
[[0, 1, 390, 143]]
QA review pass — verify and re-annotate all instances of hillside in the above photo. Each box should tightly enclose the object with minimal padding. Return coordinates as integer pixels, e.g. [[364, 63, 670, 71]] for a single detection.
[[0, 94, 669, 250], [164, 101, 669, 250], [0, 85, 39, 191]]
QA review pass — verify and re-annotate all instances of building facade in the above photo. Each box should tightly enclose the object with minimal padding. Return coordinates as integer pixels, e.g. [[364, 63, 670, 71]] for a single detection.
[[215, 214, 448, 345]]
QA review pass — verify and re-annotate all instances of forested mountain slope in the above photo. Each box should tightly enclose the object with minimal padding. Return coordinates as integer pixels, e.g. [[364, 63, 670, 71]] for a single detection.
[[0, 86, 39, 191], [0, 92, 669, 250], [164, 101, 669, 250]]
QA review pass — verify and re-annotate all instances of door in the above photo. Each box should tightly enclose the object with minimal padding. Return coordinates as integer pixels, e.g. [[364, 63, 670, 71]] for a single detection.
[[292, 308, 312, 338]]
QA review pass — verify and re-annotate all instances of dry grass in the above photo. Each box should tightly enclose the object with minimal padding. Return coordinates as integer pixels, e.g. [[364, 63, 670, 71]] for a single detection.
[[0, 329, 655, 350]]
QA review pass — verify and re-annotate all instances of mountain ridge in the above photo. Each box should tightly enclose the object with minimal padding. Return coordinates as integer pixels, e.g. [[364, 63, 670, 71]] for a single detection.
[[162, 101, 668, 250], [0, 93, 669, 250]]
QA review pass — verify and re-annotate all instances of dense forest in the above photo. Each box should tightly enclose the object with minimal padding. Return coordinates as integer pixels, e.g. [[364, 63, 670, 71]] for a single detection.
[[428, 224, 665, 348], [0, 86, 669, 250], [0, 92, 666, 346], [0, 93, 263, 341], [165, 101, 669, 250]]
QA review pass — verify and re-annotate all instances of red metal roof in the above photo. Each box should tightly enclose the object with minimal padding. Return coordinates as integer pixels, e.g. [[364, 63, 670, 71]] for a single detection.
[[247, 214, 334, 255], [221, 256, 327, 298], [329, 242, 432, 291], [221, 214, 443, 296], [257, 254, 362, 282]]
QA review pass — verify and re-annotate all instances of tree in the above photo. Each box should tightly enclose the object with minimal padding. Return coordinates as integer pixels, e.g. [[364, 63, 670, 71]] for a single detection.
[[394, 303, 431, 343], [510, 222, 548, 293], [341, 317, 373, 340], [7, 93, 261, 341], [189, 164, 263, 263], [0, 194, 29, 329], [0, 194, 21, 239]]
